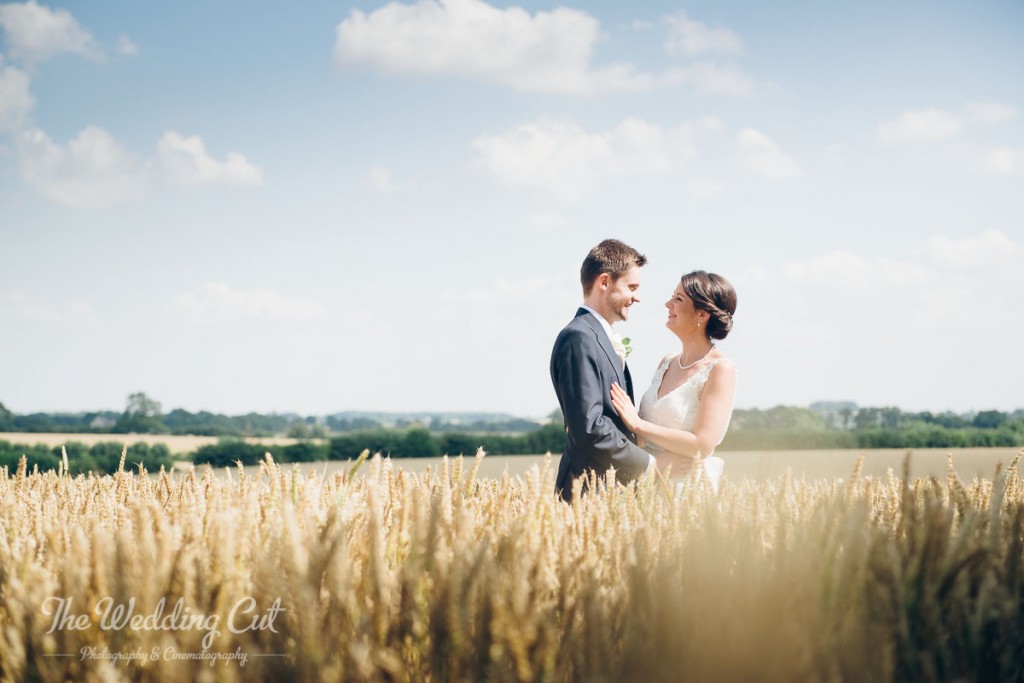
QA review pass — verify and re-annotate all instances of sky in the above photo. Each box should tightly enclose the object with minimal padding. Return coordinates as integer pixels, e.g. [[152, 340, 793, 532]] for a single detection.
[[1, 0, 1022, 419]]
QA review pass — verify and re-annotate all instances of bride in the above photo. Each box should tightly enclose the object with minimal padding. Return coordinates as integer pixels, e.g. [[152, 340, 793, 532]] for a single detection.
[[610, 270, 738, 492]]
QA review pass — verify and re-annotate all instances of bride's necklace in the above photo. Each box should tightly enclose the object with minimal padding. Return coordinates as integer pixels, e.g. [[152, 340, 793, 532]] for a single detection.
[[677, 345, 715, 370]]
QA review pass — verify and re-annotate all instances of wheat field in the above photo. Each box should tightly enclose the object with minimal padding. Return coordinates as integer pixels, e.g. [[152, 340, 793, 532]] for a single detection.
[[1, 450, 1023, 682]]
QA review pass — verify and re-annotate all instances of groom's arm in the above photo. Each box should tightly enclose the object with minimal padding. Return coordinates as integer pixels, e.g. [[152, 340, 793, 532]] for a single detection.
[[553, 329, 652, 481]]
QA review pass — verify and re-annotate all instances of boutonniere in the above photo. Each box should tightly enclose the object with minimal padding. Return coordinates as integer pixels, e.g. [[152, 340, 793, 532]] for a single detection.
[[621, 337, 633, 358]]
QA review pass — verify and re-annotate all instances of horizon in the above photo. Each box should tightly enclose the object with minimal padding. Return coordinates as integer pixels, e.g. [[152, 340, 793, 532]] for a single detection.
[[3, 400, 1021, 423], [2, 0, 1022, 416]]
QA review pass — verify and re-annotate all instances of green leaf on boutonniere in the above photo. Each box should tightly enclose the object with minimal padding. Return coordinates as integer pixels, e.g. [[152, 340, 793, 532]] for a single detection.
[[621, 337, 632, 357]]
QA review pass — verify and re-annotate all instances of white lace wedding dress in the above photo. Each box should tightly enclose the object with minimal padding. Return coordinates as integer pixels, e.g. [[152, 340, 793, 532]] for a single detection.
[[638, 356, 730, 493]]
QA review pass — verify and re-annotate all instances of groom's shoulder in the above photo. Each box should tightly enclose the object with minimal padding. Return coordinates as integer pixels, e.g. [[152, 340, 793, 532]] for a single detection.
[[558, 310, 594, 334], [555, 314, 597, 347]]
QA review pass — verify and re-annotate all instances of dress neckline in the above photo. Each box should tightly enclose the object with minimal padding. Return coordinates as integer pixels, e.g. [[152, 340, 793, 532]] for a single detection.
[[654, 356, 719, 401]]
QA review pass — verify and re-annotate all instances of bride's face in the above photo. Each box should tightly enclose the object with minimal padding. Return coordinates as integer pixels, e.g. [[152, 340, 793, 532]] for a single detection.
[[665, 284, 703, 333]]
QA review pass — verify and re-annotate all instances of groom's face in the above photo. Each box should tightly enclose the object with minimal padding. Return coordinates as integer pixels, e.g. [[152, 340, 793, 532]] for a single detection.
[[604, 265, 642, 323]]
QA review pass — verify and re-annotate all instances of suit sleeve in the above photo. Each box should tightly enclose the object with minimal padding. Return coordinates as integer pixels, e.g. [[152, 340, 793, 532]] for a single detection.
[[553, 329, 651, 481]]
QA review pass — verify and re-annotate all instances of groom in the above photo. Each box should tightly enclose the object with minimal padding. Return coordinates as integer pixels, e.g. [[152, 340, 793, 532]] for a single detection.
[[551, 239, 655, 502]]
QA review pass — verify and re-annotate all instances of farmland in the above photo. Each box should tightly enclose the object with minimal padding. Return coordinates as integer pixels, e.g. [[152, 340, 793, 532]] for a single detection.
[[1, 449, 1022, 681], [0, 431, 314, 455], [2, 429, 1020, 480], [229, 447, 1022, 482]]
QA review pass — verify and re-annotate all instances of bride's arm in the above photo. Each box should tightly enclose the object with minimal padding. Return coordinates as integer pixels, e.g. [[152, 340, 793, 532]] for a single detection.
[[657, 452, 695, 473], [611, 361, 736, 460]]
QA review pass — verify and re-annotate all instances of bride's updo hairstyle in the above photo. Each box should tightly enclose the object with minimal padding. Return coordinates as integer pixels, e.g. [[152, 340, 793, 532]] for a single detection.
[[680, 271, 737, 340]]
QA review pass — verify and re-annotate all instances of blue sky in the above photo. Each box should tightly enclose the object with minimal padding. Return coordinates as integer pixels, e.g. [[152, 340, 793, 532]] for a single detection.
[[1, 0, 1022, 417]]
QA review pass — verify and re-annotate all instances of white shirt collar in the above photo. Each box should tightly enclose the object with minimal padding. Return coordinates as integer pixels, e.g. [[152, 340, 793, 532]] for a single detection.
[[580, 304, 617, 343]]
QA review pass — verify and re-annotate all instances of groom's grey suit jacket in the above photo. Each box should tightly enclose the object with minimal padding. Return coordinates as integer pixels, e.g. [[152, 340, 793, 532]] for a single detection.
[[551, 308, 651, 501]]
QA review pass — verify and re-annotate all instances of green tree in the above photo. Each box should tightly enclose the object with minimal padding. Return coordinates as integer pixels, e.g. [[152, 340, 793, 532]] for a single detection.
[[438, 433, 481, 456], [879, 407, 903, 430], [528, 422, 567, 454], [192, 439, 264, 467], [286, 419, 327, 439], [973, 410, 1007, 430], [0, 402, 12, 431], [733, 406, 826, 431], [114, 392, 167, 434], [400, 428, 441, 458], [854, 407, 882, 430], [281, 442, 327, 462]]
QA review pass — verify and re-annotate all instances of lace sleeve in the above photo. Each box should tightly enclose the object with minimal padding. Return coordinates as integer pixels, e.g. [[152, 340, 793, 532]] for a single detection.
[[697, 359, 735, 400], [651, 354, 673, 382]]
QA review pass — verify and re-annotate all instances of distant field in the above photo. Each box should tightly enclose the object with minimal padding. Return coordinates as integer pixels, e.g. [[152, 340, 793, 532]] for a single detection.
[[0, 432, 317, 455], [3, 434, 1020, 480], [222, 447, 1024, 482]]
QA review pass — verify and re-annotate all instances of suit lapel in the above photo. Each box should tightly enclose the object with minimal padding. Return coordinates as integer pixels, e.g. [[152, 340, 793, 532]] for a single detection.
[[576, 308, 626, 388]]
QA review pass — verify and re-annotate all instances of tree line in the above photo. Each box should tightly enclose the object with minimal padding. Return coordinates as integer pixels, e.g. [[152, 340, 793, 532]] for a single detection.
[[3, 397, 1022, 473], [191, 424, 568, 467], [720, 404, 1024, 450], [0, 395, 542, 437], [0, 440, 174, 475]]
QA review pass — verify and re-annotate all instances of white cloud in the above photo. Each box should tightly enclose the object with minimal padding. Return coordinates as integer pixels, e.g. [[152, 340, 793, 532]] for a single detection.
[[472, 117, 711, 198], [0, 57, 33, 130], [975, 147, 1018, 174], [439, 275, 576, 344], [685, 179, 724, 197], [116, 35, 138, 56], [6, 290, 59, 322], [0, 0, 100, 63], [156, 131, 263, 188], [783, 250, 931, 294], [15, 126, 262, 207], [923, 229, 1023, 270], [769, 230, 1022, 341], [876, 102, 1015, 142], [445, 276, 563, 304], [911, 282, 980, 330], [729, 265, 778, 292], [664, 11, 743, 56], [173, 283, 326, 322], [473, 119, 614, 199], [6, 290, 98, 324], [333, 0, 752, 95], [735, 128, 800, 179], [771, 230, 1023, 341], [962, 101, 1016, 126], [367, 164, 397, 193], [662, 61, 754, 96], [334, 0, 624, 93], [16, 125, 149, 208], [877, 109, 960, 141]]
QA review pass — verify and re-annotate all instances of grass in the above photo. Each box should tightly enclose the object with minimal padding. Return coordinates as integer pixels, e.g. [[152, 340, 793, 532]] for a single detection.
[[0, 449, 1022, 682]]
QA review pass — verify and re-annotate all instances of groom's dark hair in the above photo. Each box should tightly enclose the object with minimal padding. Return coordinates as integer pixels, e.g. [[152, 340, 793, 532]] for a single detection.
[[581, 239, 647, 294]]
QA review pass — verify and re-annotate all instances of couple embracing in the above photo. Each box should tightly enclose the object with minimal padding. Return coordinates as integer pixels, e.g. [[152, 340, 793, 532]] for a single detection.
[[551, 239, 738, 502]]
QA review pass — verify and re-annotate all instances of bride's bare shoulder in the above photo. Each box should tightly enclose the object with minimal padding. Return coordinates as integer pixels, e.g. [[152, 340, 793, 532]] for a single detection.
[[708, 355, 736, 377]]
